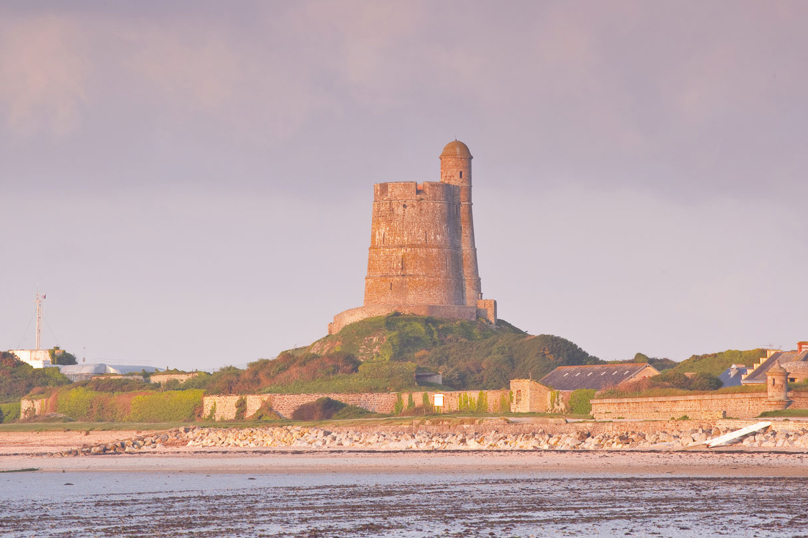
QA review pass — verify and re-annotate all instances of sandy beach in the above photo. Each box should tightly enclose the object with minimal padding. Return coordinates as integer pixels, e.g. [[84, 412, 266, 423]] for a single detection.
[[3, 439, 808, 478]]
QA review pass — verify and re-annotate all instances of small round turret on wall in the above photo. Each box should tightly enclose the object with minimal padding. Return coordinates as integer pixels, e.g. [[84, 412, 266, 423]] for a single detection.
[[766, 363, 789, 402], [440, 140, 472, 186]]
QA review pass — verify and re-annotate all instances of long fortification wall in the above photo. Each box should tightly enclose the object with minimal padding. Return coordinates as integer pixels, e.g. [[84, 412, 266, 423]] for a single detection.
[[203, 389, 510, 421], [591, 392, 794, 420]]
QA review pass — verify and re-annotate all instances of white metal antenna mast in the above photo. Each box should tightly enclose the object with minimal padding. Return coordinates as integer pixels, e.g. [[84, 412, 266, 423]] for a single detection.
[[34, 292, 46, 350]]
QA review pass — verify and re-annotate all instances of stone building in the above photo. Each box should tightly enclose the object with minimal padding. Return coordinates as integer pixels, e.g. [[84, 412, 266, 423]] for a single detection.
[[329, 141, 497, 334], [9, 349, 52, 369]]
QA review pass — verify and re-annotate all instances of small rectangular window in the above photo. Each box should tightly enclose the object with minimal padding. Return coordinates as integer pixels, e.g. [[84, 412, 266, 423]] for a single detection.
[[459, 171, 463, 178]]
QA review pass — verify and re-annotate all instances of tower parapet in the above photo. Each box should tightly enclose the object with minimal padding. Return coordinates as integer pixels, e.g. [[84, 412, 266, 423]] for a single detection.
[[329, 141, 496, 335]]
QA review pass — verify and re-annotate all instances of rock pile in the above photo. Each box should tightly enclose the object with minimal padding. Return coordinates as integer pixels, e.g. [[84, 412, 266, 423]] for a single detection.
[[54, 424, 808, 456], [55, 428, 194, 457]]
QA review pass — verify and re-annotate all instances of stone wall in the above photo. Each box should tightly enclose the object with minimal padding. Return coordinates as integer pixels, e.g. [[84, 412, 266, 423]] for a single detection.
[[329, 304, 477, 335], [20, 398, 47, 418], [591, 392, 791, 420], [203, 389, 510, 421], [150, 373, 200, 385]]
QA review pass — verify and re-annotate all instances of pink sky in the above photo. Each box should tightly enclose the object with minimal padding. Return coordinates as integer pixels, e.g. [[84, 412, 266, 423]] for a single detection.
[[1, 1, 806, 370]]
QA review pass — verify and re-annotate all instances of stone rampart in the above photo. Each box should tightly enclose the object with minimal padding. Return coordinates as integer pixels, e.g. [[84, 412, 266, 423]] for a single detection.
[[591, 392, 791, 420], [329, 304, 476, 335], [150, 373, 200, 385], [203, 389, 510, 421]]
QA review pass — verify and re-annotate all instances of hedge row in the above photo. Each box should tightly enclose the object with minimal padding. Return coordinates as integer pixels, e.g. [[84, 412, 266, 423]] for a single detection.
[[48, 387, 204, 422]]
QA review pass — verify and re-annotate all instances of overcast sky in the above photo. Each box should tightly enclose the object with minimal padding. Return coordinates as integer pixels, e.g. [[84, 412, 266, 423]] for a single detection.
[[1, 1, 806, 371]]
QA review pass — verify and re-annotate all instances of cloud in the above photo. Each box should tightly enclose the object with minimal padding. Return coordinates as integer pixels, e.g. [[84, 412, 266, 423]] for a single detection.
[[0, 14, 91, 137]]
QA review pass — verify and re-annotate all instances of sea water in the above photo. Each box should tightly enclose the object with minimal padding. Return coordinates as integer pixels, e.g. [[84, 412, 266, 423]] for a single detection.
[[1, 470, 805, 537]]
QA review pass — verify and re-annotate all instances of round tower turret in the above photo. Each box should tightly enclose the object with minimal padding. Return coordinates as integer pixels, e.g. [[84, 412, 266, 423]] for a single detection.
[[440, 140, 472, 186], [767, 363, 789, 402], [439, 140, 480, 306]]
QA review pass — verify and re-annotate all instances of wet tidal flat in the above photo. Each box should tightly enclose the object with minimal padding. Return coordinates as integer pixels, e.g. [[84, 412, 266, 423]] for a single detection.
[[2, 470, 807, 537]]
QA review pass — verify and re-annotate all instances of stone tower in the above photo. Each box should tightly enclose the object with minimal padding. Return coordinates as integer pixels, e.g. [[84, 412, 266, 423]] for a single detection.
[[329, 140, 496, 334]]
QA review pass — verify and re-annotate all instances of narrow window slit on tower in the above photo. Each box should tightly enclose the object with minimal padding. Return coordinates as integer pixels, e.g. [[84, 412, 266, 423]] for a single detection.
[[459, 171, 462, 178]]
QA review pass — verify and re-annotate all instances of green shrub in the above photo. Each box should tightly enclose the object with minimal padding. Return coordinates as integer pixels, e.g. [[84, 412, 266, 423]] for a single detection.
[[407, 393, 415, 410], [568, 389, 597, 415], [85, 377, 152, 393], [128, 390, 204, 422], [0, 352, 70, 404], [333, 404, 379, 419], [234, 397, 247, 420], [0, 402, 18, 422], [475, 391, 488, 414], [498, 393, 511, 414], [394, 393, 404, 415], [422, 392, 433, 413], [250, 400, 281, 421], [291, 397, 347, 421], [56, 387, 97, 420]]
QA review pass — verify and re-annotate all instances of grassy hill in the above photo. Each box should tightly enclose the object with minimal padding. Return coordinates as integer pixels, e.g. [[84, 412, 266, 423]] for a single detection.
[[182, 314, 603, 394], [671, 348, 766, 377]]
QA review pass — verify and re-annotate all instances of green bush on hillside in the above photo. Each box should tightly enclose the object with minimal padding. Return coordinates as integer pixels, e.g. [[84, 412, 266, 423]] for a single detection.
[[312, 314, 524, 362], [0, 402, 20, 423], [0, 352, 70, 404], [420, 333, 600, 390]]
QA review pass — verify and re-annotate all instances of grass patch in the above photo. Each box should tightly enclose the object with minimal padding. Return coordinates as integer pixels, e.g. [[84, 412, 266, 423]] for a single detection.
[[759, 409, 808, 418], [0, 421, 199, 432]]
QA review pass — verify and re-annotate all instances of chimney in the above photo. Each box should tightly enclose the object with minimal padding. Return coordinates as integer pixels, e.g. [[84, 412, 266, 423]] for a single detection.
[[798, 341, 808, 354]]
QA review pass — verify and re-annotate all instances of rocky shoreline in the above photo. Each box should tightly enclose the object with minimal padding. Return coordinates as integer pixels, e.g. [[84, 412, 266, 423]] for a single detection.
[[50, 422, 808, 456]]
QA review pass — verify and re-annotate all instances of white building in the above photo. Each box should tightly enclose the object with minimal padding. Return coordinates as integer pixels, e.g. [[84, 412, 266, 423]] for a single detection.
[[9, 349, 53, 369]]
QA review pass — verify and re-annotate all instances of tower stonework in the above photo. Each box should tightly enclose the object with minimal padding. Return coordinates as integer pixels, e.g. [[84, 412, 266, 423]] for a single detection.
[[329, 140, 496, 335]]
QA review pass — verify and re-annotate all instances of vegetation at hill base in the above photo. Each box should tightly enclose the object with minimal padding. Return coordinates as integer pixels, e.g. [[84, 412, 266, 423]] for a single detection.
[[24, 384, 204, 422], [672, 348, 767, 376], [0, 352, 70, 404], [177, 314, 603, 395], [568, 389, 597, 415]]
